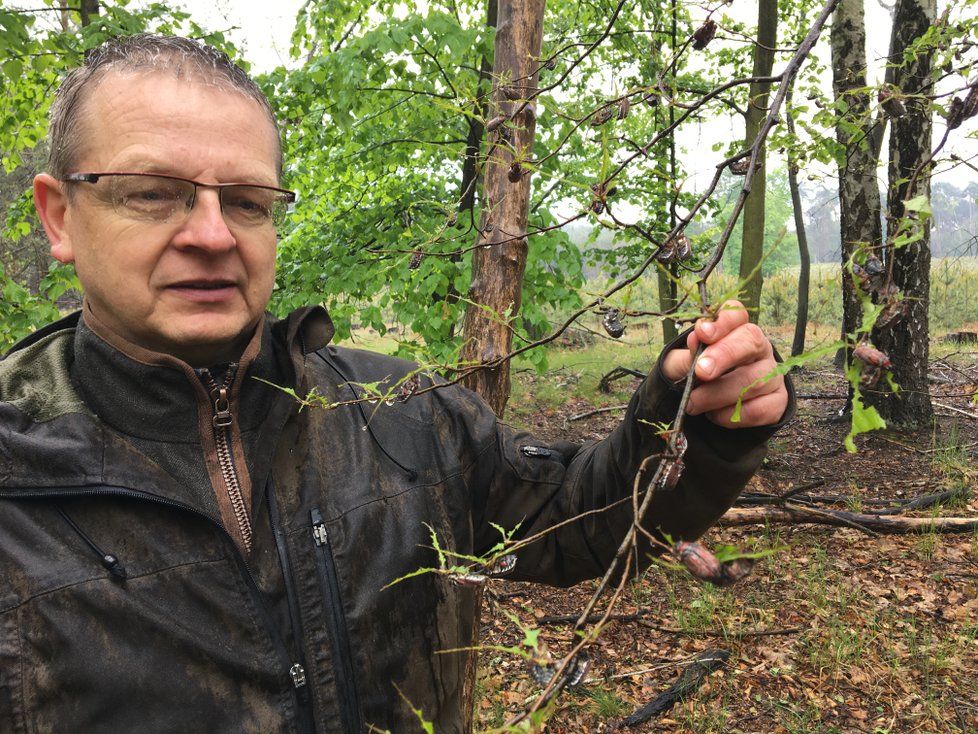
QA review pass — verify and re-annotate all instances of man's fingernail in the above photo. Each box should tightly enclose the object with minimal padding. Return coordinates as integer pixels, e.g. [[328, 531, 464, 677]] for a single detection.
[[697, 356, 714, 377], [700, 322, 715, 339]]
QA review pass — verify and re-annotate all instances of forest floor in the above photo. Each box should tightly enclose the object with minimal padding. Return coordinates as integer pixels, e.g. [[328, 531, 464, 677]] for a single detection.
[[475, 344, 978, 733]]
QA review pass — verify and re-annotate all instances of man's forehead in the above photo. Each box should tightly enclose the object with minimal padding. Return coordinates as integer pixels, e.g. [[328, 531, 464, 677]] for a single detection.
[[84, 66, 260, 107]]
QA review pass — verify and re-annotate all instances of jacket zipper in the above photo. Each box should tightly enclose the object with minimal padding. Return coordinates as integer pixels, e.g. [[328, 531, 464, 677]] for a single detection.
[[267, 484, 313, 714], [7, 485, 312, 729], [201, 365, 253, 552], [310, 507, 363, 733]]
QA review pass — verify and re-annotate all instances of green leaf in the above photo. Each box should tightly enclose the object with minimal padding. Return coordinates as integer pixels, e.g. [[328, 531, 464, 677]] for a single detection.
[[844, 390, 887, 453], [2, 58, 22, 81]]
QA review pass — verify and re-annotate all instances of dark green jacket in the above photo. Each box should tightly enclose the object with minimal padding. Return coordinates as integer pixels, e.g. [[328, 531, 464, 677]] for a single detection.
[[0, 306, 790, 733]]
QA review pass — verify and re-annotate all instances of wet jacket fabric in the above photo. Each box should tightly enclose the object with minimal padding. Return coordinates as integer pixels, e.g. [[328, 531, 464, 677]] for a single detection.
[[0, 306, 791, 734]]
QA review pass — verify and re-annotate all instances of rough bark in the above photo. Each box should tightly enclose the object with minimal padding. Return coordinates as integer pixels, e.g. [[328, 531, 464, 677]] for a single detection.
[[459, 0, 546, 418], [737, 0, 777, 321], [831, 0, 883, 370], [866, 0, 935, 428]]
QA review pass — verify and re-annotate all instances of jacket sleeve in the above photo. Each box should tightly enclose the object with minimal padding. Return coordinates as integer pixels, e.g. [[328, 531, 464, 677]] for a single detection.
[[467, 337, 795, 588]]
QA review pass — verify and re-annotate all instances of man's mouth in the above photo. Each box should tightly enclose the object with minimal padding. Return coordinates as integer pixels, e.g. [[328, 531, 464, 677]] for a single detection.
[[168, 280, 238, 301], [176, 280, 235, 288]]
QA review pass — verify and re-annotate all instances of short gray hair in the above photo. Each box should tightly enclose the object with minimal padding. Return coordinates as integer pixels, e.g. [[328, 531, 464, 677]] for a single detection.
[[47, 34, 282, 180]]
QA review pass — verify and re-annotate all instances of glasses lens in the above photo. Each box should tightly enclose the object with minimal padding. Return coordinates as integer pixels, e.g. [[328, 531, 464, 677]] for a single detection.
[[221, 185, 293, 228], [110, 175, 193, 222]]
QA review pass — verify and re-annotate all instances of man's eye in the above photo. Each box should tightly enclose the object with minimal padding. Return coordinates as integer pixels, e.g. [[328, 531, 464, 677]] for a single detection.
[[131, 188, 172, 202], [117, 179, 186, 209], [224, 188, 273, 219]]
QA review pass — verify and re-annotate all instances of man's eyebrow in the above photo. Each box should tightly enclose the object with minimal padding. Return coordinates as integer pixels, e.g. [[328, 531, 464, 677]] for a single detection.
[[98, 163, 278, 186]]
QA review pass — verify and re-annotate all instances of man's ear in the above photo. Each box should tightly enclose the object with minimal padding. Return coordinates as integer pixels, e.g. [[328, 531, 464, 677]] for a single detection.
[[33, 173, 74, 264]]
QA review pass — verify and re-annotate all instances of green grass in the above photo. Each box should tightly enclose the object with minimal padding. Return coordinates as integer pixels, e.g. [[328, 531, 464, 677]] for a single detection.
[[584, 685, 630, 718]]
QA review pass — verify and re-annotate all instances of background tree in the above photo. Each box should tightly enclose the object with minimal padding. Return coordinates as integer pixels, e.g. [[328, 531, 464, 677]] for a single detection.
[[865, 0, 938, 427], [737, 0, 778, 320], [458, 0, 546, 416], [830, 0, 884, 372]]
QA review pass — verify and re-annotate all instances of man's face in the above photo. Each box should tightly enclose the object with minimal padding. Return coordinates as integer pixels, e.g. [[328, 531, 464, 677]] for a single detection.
[[35, 72, 282, 365]]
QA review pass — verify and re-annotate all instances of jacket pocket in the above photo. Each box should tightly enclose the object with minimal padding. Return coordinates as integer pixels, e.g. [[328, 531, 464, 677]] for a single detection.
[[310, 508, 363, 734]]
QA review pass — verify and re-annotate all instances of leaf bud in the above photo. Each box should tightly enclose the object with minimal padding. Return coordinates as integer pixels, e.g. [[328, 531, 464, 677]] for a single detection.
[[617, 97, 631, 120], [591, 106, 614, 126], [878, 87, 907, 118], [486, 114, 508, 132], [730, 158, 752, 175], [692, 20, 718, 50], [853, 344, 892, 370], [602, 307, 625, 338], [946, 96, 965, 130]]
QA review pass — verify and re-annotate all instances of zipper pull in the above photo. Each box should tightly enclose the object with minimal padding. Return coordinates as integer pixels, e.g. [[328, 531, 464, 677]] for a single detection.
[[290, 662, 310, 705], [290, 662, 307, 688], [211, 385, 233, 428], [311, 510, 328, 547], [201, 364, 237, 428]]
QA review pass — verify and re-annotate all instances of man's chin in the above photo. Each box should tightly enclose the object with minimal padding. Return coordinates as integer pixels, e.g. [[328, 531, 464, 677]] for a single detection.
[[153, 318, 260, 366]]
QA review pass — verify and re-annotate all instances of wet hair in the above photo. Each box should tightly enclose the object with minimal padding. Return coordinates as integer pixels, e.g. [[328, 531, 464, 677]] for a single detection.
[[47, 34, 282, 181]]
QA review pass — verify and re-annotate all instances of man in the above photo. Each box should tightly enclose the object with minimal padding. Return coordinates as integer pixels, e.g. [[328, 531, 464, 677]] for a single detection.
[[0, 34, 790, 734]]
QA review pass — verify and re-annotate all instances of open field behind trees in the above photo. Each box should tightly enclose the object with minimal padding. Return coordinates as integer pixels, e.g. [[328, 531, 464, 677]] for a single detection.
[[347, 257, 978, 366]]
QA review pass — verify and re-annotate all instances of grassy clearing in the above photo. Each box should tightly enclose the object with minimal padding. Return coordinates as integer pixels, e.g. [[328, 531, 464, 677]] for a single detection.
[[477, 516, 978, 732]]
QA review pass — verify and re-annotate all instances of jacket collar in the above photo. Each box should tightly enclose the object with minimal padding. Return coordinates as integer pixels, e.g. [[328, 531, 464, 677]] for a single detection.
[[73, 302, 274, 441]]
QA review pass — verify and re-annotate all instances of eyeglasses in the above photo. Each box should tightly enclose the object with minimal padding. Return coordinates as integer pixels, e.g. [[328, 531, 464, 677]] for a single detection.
[[61, 171, 297, 229]]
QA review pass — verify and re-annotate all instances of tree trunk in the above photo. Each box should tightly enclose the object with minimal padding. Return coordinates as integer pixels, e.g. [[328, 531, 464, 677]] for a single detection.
[[442, 1, 497, 339], [458, 1, 545, 727], [831, 0, 883, 371], [866, 0, 935, 428], [79, 0, 100, 26], [657, 266, 678, 344], [788, 148, 810, 357], [737, 0, 777, 321], [459, 0, 546, 418]]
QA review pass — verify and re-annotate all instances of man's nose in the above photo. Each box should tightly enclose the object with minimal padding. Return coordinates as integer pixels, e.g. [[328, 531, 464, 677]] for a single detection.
[[172, 188, 237, 251]]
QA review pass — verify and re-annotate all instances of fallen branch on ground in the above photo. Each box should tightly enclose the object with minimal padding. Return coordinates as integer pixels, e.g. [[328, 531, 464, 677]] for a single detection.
[[598, 366, 647, 393], [620, 648, 730, 727], [721, 505, 978, 533], [568, 404, 628, 421]]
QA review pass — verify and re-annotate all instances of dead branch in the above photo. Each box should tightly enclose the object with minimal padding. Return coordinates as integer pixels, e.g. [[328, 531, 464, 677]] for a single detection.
[[536, 608, 650, 626], [736, 489, 965, 514], [568, 405, 628, 422], [620, 649, 730, 727], [932, 401, 978, 419], [598, 366, 648, 393], [721, 505, 978, 533]]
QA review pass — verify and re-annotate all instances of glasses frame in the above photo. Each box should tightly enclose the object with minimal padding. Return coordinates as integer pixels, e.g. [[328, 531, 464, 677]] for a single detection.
[[60, 171, 297, 228]]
